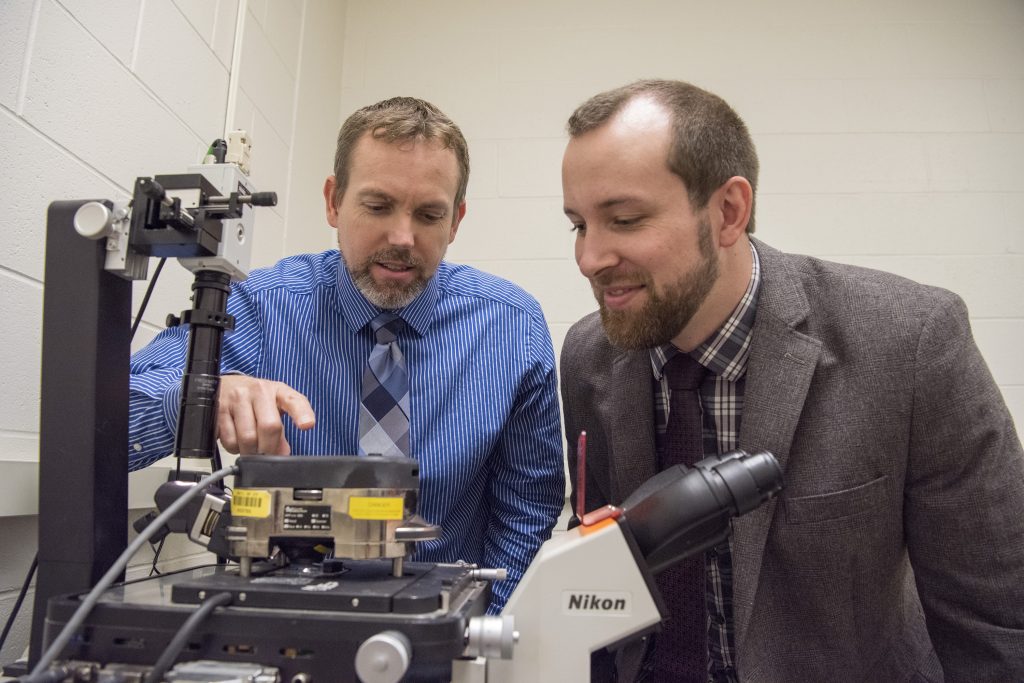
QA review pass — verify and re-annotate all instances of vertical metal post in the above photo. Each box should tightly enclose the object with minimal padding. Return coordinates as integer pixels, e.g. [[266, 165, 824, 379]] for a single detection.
[[29, 200, 131, 665]]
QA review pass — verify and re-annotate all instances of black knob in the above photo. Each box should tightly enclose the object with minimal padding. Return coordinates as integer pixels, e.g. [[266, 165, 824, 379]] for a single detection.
[[250, 192, 277, 207]]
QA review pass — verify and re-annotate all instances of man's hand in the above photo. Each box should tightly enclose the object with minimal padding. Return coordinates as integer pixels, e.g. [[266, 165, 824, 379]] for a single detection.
[[216, 375, 316, 455]]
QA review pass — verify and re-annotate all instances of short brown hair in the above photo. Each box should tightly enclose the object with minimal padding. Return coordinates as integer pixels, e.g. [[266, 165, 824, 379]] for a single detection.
[[332, 97, 470, 214], [567, 80, 759, 233]]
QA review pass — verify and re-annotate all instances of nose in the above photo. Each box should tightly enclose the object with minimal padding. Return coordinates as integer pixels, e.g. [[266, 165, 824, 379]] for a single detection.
[[575, 227, 619, 279], [387, 212, 416, 249]]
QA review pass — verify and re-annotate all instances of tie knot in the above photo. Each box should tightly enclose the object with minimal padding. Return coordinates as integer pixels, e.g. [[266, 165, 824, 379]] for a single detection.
[[664, 353, 706, 390], [370, 312, 405, 345]]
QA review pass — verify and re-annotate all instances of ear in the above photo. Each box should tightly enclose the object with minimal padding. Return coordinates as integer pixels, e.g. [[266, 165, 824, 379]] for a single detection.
[[715, 176, 753, 248], [323, 176, 340, 228], [448, 201, 467, 243]]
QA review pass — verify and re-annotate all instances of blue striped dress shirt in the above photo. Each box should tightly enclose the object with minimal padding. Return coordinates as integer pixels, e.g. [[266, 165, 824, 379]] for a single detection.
[[129, 250, 566, 611]]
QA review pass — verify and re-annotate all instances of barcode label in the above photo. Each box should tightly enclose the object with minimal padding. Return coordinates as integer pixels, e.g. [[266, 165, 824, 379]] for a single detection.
[[232, 489, 271, 518]]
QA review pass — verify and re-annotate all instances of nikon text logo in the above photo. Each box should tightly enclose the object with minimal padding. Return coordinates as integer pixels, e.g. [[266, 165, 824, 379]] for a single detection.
[[562, 591, 631, 615]]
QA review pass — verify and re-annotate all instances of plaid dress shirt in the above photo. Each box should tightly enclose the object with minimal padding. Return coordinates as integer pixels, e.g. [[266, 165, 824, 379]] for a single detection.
[[649, 242, 761, 682]]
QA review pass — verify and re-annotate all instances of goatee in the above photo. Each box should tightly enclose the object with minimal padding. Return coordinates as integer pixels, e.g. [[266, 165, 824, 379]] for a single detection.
[[349, 247, 426, 309]]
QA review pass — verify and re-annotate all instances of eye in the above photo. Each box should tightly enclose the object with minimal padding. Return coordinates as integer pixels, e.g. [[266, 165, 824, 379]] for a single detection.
[[364, 202, 389, 214], [418, 211, 446, 223], [569, 222, 586, 234], [612, 216, 641, 228]]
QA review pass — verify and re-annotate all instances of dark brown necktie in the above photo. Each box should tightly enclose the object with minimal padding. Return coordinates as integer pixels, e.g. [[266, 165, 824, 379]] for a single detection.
[[651, 353, 708, 682]]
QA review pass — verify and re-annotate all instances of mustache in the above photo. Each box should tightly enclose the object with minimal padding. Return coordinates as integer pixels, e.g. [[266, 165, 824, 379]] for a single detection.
[[590, 268, 649, 289], [367, 247, 422, 269]]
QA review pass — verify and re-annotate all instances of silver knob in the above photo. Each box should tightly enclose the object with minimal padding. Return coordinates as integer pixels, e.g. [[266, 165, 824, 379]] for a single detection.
[[465, 615, 517, 660], [73, 201, 113, 239], [354, 630, 412, 683]]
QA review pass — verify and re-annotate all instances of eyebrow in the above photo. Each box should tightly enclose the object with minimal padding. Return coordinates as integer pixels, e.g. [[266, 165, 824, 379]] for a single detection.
[[564, 196, 643, 216], [356, 189, 394, 202], [598, 197, 642, 209]]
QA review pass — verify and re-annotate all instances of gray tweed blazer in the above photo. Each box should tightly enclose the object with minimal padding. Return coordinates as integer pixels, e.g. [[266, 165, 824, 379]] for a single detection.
[[560, 238, 1024, 682]]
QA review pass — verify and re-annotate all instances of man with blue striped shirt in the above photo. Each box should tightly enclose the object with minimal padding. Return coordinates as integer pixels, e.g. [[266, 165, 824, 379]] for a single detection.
[[129, 97, 566, 612]]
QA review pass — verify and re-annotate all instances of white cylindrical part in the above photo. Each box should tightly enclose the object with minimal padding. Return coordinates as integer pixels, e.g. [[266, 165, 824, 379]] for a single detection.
[[355, 630, 412, 683], [73, 201, 112, 239]]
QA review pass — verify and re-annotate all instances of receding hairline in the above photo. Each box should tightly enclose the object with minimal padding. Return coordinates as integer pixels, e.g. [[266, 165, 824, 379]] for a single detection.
[[565, 79, 760, 232]]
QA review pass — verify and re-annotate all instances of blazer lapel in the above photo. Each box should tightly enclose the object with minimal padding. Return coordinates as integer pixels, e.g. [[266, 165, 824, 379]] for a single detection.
[[602, 348, 658, 503], [732, 240, 822, 649]]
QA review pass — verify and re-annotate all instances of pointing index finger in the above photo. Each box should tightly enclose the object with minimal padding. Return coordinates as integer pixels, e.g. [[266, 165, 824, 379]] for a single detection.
[[276, 385, 316, 430]]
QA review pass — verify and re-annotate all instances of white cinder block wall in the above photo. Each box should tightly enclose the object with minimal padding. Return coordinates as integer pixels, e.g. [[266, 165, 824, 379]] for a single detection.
[[339, 0, 1023, 430], [0, 0, 344, 665]]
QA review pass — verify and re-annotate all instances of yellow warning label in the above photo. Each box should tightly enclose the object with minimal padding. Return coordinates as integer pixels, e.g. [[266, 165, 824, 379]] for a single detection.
[[349, 497, 404, 520], [232, 489, 271, 518]]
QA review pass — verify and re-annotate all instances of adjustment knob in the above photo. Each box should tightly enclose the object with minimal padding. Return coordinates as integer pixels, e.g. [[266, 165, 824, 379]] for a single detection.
[[249, 191, 277, 206], [354, 630, 412, 683], [465, 615, 517, 660], [73, 202, 112, 239]]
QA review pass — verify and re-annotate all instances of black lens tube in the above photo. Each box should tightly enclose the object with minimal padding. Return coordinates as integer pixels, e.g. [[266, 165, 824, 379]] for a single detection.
[[173, 270, 234, 466], [621, 450, 783, 574]]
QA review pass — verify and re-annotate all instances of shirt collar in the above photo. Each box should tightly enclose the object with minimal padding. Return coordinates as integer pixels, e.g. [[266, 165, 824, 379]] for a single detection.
[[335, 256, 443, 337], [650, 241, 761, 382]]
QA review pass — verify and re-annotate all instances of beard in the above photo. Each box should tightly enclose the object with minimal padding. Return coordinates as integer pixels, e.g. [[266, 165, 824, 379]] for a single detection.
[[348, 247, 428, 309], [594, 218, 719, 350]]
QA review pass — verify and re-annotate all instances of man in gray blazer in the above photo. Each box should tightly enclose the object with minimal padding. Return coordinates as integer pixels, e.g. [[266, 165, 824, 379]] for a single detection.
[[559, 79, 1024, 682]]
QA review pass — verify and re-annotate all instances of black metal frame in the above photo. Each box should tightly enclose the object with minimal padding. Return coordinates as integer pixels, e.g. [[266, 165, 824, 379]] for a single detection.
[[30, 200, 132, 665]]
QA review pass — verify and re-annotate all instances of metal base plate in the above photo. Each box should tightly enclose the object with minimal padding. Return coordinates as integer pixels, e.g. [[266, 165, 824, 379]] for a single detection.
[[42, 561, 489, 682], [171, 560, 473, 614]]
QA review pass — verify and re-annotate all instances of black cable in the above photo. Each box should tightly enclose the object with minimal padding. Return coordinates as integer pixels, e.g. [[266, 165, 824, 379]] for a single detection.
[[0, 554, 37, 653], [143, 591, 232, 683], [130, 257, 167, 341], [149, 536, 167, 577]]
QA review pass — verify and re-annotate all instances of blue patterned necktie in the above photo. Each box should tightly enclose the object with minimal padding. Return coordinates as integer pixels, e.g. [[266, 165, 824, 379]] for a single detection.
[[358, 312, 409, 457]]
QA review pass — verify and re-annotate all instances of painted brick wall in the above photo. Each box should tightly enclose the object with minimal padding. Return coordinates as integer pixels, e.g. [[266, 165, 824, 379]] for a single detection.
[[0, 0, 344, 665], [339, 0, 1024, 430]]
